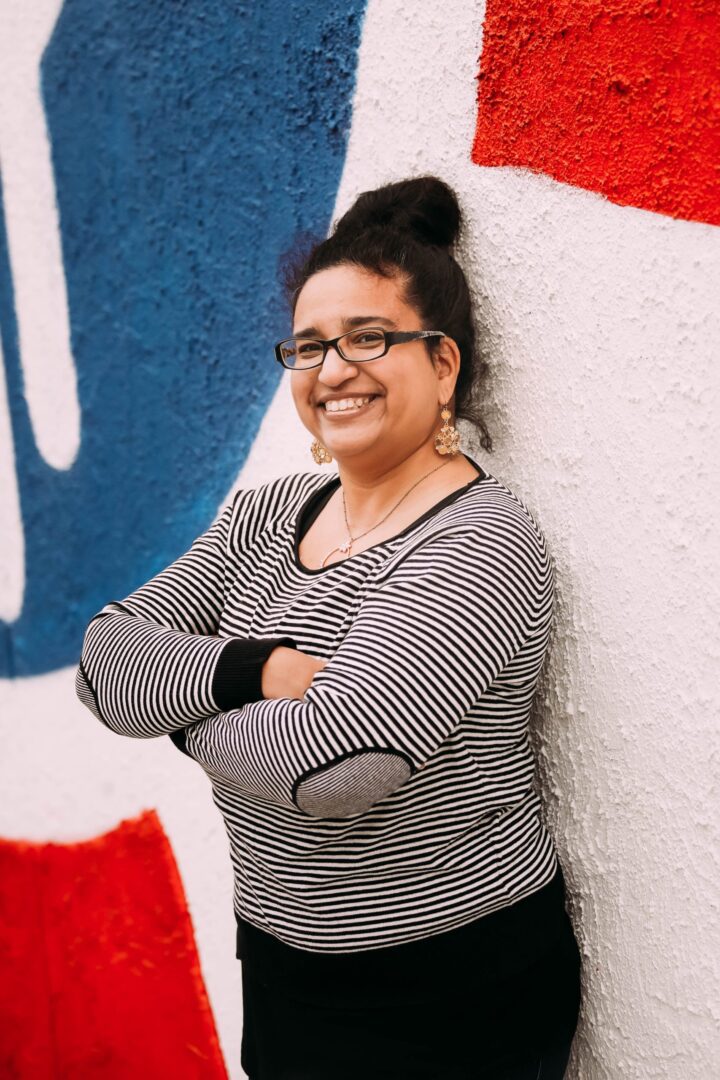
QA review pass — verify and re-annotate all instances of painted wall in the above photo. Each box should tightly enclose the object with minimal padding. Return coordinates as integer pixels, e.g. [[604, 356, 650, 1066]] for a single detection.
[[1, 1, 718, 1077]]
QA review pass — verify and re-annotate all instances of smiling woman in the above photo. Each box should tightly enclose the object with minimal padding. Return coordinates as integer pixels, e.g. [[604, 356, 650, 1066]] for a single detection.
[[76, 176, 582, 1080]]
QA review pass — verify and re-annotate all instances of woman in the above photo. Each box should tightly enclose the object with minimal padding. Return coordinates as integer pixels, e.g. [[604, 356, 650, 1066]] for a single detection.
[[76, 176, 582, 1079]]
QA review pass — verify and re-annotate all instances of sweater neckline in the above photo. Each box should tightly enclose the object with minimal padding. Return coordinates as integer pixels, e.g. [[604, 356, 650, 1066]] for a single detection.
[[292, 453, 489, 575]]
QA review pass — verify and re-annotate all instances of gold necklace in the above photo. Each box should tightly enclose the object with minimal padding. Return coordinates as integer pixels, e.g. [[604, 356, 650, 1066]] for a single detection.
[[320, 459, 453, 568]]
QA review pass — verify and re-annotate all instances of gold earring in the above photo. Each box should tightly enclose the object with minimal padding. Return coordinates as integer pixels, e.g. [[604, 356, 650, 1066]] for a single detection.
[[434, 402, 460, 456], [310, 438, 333, 465]]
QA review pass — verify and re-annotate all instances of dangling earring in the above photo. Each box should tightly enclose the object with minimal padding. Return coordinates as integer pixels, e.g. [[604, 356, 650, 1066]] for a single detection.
[[434, 402, 461, 456], [310, 438, 333, 465]]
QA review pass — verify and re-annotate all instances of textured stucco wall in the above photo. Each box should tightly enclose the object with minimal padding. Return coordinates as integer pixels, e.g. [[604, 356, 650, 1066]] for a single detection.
[[1, 2, 718, 1078], [327, 3, 719, 1076]]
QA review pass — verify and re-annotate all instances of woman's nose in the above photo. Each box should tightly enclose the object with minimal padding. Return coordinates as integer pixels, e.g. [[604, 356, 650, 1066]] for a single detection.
[[317, 345, 357, 384]]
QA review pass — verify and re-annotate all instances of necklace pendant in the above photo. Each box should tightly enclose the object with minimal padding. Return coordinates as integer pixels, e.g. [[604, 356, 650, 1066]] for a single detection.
[[339, 540, 352, 553]]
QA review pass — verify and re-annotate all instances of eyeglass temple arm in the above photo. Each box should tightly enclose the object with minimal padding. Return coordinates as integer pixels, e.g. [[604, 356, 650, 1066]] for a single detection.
[[388, 331, 445, 344]]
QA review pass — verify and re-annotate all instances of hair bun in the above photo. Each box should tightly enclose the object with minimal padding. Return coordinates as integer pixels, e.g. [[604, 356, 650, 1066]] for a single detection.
[[332, 175, 461, 249]]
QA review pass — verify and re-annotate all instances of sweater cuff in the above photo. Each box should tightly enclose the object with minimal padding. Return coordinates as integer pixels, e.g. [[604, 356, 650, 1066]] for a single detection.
[[212, 636, 298, 709]]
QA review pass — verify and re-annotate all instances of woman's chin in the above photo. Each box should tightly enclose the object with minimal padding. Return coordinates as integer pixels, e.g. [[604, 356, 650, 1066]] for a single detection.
[[320, 434, 376, 460], [316, 412, 382, 453]]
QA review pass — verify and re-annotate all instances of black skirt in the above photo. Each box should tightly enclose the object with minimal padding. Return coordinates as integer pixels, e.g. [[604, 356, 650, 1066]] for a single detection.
[[236, 865, 583, 1080]]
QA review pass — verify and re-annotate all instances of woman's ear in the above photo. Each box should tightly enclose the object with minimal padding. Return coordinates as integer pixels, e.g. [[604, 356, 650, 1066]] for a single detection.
[[432, 335, 461, 401]]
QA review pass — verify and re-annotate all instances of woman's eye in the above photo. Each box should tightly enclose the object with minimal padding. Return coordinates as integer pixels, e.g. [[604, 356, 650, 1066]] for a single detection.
[[298, 342, 322, 357], [352, 331, 384, 347]]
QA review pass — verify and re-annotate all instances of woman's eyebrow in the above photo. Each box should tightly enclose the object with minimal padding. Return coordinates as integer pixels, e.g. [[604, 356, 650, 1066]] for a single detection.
[[343, 315, 396, 329], [293, 316, 396, 337]]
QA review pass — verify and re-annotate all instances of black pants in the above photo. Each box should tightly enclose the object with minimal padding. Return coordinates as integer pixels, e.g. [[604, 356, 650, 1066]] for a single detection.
[[238, 875, 582, 1079]]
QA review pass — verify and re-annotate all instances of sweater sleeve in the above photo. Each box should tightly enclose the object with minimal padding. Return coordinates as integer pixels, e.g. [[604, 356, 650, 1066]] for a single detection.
[[75, 492, 297, 738], [185, 515, 554, 818]]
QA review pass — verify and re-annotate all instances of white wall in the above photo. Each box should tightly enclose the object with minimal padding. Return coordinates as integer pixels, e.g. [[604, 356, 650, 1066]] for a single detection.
[[325, 2, 719, 1076]]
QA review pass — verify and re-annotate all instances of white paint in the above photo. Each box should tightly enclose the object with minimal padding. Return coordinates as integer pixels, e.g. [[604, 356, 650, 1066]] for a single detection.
[[0, 0, 79, 469], [3, 1, 719, 1078], [0, 0, 80, 620]]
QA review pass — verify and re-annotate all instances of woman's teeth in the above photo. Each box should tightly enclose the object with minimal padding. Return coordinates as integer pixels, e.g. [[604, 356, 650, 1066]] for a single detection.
[[323, 395, 376, 413]]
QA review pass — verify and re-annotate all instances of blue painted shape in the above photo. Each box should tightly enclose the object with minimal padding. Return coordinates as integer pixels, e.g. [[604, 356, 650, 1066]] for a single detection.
[[0, 0, 366, 677]]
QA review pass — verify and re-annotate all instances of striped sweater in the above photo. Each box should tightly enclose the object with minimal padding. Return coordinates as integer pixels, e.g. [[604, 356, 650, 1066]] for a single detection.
[[76, 457, 559, 953]]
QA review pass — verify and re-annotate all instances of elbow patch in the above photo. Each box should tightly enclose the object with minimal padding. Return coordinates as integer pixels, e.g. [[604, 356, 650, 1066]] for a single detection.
[[293, 750, 413, 819]]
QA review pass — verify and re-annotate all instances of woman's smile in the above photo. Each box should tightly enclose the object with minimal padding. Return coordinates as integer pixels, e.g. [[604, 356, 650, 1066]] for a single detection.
[[317, 393, 382, 418]]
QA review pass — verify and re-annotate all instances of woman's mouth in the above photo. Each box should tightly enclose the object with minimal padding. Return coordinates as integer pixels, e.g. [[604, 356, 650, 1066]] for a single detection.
[[318, 394, 380, 416]]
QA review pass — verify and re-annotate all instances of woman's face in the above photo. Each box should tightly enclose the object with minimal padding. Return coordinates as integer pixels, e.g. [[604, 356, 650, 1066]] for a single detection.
[[289, 264, 457, 466]]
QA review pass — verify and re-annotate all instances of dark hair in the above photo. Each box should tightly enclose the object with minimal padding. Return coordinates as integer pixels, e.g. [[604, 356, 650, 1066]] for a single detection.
[[282, 176, 493, 453]]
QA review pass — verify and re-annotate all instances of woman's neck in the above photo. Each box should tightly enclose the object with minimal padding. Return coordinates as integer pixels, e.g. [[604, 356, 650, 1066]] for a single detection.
[[333, 447, 478, 534]]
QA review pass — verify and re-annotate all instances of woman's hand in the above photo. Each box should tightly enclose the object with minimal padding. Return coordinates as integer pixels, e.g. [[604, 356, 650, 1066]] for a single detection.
[[261, 646, 327, 701]]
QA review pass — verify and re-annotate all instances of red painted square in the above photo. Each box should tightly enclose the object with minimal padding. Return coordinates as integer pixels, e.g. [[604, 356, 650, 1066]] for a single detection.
[[0, 810, 228, 1078], [473, 1, 720, 226]]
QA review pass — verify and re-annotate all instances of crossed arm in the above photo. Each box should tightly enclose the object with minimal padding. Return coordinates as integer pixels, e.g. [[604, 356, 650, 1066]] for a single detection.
[[76, 493, 552, 818], [75, 494, 304, 732]]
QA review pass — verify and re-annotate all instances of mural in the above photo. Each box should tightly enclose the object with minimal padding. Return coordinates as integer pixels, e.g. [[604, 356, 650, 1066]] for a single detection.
[[1, 3, 367, 1076], [2, 2, 717, 1078], [0, 0, 366, 677]]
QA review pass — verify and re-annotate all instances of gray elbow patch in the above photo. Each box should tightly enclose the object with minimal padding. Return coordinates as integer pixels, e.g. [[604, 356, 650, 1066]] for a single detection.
[[293, 750, 413, 818]]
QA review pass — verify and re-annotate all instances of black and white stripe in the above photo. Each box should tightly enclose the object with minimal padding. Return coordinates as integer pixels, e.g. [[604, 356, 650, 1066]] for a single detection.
[[77, 464, 559, 953]]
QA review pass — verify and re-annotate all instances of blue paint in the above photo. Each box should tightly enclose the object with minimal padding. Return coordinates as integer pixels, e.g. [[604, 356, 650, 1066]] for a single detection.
[[0, 0, 366, 677]]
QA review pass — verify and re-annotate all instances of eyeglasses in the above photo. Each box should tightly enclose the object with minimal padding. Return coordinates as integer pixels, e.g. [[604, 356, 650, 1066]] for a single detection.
[[274, 327, 445, 370]]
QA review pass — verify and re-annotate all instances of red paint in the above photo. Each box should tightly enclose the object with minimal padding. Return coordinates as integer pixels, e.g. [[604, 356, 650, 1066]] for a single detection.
[[0, 810, 228, 1078], [472, 1, 720, 226]]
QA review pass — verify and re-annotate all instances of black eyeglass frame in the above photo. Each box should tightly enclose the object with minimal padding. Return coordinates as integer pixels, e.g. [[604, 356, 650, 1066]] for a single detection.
[[273, 328, 445, 370]]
